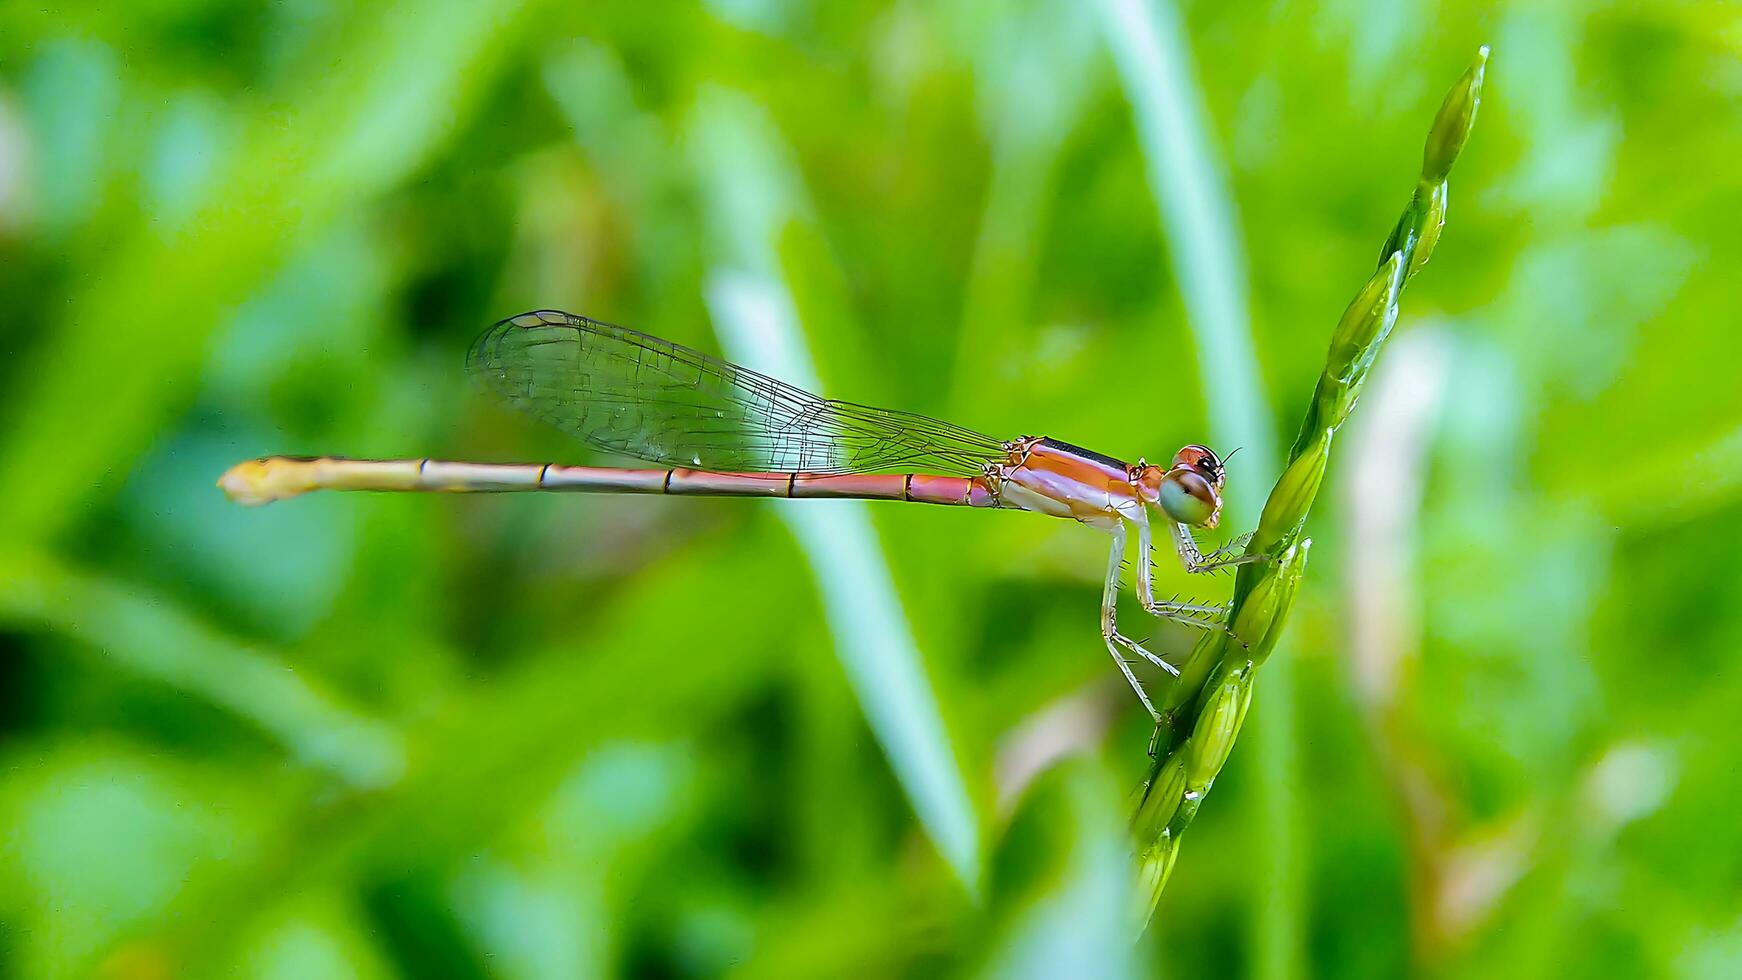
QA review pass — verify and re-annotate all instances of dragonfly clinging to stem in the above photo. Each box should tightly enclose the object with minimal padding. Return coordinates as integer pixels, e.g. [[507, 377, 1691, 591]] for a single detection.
[[220, 310, 1261, 719]]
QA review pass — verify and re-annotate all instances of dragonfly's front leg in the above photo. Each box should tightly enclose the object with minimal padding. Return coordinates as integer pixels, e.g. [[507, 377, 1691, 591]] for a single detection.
[[1135, 516, 1233, 632], [1202, 531, 1256, 564], [1168, 520, 1267, 575], [1100, 525, 1179, 722]]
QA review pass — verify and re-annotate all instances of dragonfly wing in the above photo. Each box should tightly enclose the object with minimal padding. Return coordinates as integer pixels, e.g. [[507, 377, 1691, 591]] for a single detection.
[[467, 310, 1011, 476]]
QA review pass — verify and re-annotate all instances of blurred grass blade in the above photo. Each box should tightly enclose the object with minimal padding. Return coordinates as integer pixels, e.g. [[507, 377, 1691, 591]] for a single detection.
[[0, 0, 538, 546], [949, 0, 1097, 411], [108, 541, 788, 974], [690, 90, 982, 890], [1094, 0, 1300, 968], [1588, 420, 1742, 527], [1093, 0, 1276, 501], [976, 761, 1136, 980], [0, 550, 404, 788]]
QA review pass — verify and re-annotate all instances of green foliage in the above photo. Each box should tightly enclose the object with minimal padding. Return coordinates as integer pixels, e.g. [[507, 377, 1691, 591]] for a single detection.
[[1135, 44, 1487, 929], [1, 5, 1738, 979]]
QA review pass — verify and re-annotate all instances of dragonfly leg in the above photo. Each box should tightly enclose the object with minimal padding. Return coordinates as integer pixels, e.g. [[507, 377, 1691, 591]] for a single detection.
[[1168, 520, 1267, 574], [1136, 517, 1250, 648], [1205, 531, 1255, 562], [1101, 527, 1176, 723], [1147, 599, 1231, 631]]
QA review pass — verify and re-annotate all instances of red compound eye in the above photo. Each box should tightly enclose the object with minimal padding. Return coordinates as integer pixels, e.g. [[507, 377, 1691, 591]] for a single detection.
[[1171, 444, 1225, 490]]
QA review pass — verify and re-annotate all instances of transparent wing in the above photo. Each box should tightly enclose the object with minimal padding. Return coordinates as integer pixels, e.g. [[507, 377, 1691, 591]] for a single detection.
[[467, 310, 1012, 476]]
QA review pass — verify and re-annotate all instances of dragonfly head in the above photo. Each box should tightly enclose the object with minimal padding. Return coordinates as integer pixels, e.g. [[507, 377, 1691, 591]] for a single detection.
[[1136, 444, 1225, 529]]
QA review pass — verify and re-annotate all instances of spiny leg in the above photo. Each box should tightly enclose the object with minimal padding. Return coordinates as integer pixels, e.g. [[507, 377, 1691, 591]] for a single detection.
[[1168, 520, 1267, 574], [1147, 599, 1232, 632], [1135, 517, 1249, 647], [1100, 527, 1175, 722], [1107, 531, 1181, 677], [1201, 531, 1255, 563]]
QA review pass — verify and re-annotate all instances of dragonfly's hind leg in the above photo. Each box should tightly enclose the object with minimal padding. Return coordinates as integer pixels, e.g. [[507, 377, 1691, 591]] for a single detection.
[[1145, 597, 1231, 631], [1100, 527, 1178, 722]]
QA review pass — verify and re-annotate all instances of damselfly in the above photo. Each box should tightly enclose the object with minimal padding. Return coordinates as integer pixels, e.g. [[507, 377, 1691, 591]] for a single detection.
[[220, 310, 1259, 718]]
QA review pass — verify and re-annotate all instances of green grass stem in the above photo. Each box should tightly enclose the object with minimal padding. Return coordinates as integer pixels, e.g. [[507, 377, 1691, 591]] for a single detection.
[[1131, 45, 1490, 929]]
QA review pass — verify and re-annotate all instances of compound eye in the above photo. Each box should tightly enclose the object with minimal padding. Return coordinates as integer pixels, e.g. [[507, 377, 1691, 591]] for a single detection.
[[1158, 468, 1218, 526], [1172, 445, 1212, 469], [1171, 444, 1224, 488]]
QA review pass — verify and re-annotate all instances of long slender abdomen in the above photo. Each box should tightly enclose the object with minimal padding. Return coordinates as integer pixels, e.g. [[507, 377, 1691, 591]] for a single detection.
[[218, 456, 998, 508]]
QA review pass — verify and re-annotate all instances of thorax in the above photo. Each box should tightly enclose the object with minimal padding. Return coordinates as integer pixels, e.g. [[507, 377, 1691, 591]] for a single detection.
[[994, 437, 1142, 529]]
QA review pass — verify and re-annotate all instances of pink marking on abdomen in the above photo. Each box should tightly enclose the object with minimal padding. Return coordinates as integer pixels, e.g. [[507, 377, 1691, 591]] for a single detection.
[[792, 473, 907, 500], [665, 469, 791, 497], [906, 474, 998, 507], [648, 468, 1001, 507]]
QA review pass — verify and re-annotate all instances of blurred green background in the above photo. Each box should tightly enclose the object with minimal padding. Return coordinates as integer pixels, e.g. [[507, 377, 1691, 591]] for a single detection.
[[2, 1, 1738, 977]]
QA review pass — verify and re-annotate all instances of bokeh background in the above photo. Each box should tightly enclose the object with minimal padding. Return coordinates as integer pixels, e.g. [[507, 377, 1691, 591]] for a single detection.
[[2, 1, 1738, 977]]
